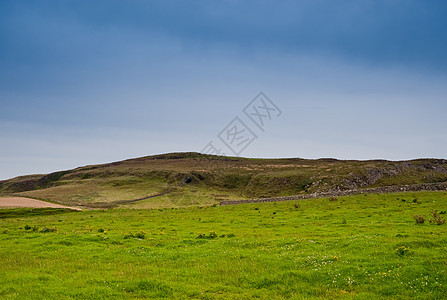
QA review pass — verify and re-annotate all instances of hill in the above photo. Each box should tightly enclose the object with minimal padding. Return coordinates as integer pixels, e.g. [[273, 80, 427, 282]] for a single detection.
[[1, 152, 447, 208]]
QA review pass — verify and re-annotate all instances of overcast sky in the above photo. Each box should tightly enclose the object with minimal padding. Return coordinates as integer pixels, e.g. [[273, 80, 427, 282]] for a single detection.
[[1, 0, 446, 179]]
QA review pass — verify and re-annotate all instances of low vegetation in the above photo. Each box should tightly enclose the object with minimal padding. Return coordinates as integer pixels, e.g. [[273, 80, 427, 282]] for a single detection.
[[1, 191, 446, 299]]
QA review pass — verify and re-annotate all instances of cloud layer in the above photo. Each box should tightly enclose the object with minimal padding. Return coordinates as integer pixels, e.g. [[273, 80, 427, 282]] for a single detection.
[[0, 0, 446, 179]]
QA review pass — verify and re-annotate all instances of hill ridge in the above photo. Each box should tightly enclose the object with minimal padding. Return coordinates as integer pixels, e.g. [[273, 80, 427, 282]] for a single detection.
[[1, 152, 447, 208]]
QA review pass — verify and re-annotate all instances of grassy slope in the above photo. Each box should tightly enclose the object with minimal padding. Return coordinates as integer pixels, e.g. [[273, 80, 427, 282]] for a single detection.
[[1, 152, 447, 208], [0, 191, 446, 299]]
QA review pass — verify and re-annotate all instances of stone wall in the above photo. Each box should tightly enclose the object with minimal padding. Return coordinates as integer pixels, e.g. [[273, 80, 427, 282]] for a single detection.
[[219, 182, 447, 205]]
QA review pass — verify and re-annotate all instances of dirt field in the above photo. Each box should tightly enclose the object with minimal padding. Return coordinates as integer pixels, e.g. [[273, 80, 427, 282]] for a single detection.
[[0, 197, 82, 210]]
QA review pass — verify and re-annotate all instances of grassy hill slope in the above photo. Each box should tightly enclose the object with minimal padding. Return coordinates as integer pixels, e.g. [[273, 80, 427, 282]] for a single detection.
[[1, 152, 447, 208]]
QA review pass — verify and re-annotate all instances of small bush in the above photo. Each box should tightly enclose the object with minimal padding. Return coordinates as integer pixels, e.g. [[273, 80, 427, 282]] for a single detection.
[[197, 231, 218, 239], [41, 227, 57, 233], [124, 231, 146, 239], [413, 214, 425, 224], [430, 210, 446, 225], [412, 198, 421, 204], [197, 231, 234, 239], [395, 245, 409, 256], [97, 228, 105, 233], [134, 231, 146, 239], [24, 225, 39, 231], [329, 197, 338, 202]]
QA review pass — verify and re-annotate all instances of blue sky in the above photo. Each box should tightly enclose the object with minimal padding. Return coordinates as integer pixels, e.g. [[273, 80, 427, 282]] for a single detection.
[[1, 0, 446, 179]]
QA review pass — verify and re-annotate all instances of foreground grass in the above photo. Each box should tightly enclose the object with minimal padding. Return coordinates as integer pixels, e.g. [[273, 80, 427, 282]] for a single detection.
[[0, 191, 446, 299]]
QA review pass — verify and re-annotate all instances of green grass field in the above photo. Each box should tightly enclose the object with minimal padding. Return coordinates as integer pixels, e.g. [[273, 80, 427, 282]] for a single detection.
[[1, 191, 446, 299]]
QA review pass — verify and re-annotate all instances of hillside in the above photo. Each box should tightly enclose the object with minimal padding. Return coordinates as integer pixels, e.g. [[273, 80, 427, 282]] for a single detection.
[[1, 152, 447, 208]]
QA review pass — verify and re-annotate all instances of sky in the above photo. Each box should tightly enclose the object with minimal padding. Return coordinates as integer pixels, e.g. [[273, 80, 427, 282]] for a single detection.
[[1, 0, 447, 179]]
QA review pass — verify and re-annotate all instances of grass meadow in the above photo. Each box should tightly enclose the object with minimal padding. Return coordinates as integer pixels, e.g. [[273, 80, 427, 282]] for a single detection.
[[1, 191, 446, 299]]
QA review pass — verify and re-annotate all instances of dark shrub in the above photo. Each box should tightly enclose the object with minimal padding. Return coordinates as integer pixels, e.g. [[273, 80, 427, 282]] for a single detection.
[[413, 214, 425, 224]]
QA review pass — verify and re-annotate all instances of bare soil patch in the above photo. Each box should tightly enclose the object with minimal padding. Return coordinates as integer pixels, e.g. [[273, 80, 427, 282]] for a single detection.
[[0, 197, 82, 210]]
